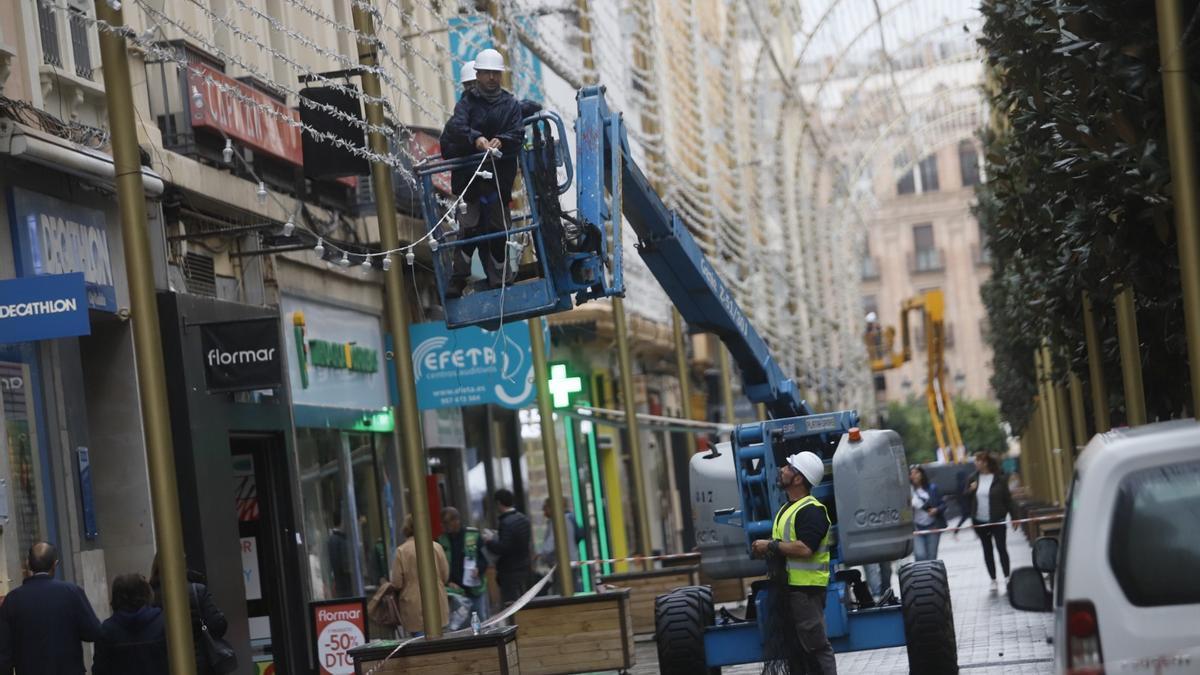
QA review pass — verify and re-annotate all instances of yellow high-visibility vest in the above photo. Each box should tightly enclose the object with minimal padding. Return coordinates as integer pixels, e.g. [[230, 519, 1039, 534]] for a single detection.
[[771, 495, 831, 587]]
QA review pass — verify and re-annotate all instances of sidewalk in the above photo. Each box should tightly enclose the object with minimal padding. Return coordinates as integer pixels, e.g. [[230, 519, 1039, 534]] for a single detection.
[[631, 525, 1055, 674]]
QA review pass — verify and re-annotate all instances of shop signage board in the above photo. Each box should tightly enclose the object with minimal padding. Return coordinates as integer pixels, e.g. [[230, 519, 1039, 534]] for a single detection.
[[8, 187, 116, 312], [187, 62, 303, 166], [198, 317, 283, 393], [310, 598, 367, 675], [410, 320, 536, 410], [0, 273, 90, 344], [281, 296, 389, 410]]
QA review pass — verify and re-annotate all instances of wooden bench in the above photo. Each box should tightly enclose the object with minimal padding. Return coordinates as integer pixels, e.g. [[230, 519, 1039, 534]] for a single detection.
[[598, 566, 699, 635], [350, 625, 519, 675], [512, 589, 634, 674]]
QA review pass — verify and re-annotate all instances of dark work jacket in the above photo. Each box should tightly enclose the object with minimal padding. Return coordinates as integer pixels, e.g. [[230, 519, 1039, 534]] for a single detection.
[[957, 472, 1014, 526], [92, 607, 167, 675], [0, 575, 102, 675], [486, 509, 532, 585], [439, 88, 525, 201]]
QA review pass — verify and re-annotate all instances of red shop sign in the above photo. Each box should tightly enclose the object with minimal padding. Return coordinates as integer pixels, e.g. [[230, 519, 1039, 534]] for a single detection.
[[187, 62, 303, 166], [310, 597, 368, 675]]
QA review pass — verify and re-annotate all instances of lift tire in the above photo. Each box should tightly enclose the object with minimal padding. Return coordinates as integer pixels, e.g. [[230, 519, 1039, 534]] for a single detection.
[[654, 587, 720, 675], [899, 560, 959, 674]]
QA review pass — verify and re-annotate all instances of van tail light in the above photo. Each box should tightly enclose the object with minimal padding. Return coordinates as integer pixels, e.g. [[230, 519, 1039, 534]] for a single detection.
[[1066, 600, 1105, 674]]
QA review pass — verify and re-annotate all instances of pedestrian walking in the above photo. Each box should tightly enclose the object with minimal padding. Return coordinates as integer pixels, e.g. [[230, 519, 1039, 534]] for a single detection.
[[438, 506, 489, 625], [0, 542, 101, 675], [956, 450, 1017, 588], [536, 497, 581, 595], [910, 465, 947, 561], [149, 555, 232, 674], [751, 452, 837, 675], [484, 488, 533, 605], [439, 47, 525, 296], [390, 515, 450, 637], [92, 573, 167, 675]]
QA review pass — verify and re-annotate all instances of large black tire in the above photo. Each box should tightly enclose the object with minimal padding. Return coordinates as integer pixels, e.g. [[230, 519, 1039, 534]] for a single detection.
[[899, 560, 959, 674], [654, 586, 719, 675]]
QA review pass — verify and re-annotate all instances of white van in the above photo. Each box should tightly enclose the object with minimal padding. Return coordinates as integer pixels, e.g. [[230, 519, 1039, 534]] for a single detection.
[[1008, 420, 1200, 674]]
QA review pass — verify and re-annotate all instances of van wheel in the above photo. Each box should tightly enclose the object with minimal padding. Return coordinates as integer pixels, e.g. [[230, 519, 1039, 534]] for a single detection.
[[899, 560, 958, 674], [654, 587, 720, 675]]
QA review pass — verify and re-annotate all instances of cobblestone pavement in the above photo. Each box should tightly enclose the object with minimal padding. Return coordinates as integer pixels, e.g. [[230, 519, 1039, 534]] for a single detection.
[[628, 526, 1055, 674]]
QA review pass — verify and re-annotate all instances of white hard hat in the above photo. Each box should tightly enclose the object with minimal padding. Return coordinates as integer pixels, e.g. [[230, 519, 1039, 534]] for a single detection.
[[460, 60, 476, 84], [474, 48, 506, 72], [786, 451, 825, 487], [865, 311, 878, 323]]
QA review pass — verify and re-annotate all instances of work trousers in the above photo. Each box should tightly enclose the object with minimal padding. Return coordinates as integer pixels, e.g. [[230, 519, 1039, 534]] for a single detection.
[[974, 521, 1011, 579], [451, 197, 512, 287], [788, 589, 838, 675]]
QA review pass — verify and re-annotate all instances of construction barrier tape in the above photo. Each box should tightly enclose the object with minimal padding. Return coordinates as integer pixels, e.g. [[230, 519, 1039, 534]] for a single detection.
[[912, 513, 1064, 536]]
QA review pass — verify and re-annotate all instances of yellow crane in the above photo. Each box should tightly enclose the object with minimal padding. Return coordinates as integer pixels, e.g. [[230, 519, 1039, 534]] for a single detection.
[[864, 289, 966, 462]]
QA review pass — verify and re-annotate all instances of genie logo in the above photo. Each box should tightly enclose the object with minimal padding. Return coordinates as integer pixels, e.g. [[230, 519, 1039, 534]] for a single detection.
[[410, 322, 536, 410], [854, 507, 901, 528]]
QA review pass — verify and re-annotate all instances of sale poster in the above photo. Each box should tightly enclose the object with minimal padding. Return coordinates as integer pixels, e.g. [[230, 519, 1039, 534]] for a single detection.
[[310, 598, 368, 675]]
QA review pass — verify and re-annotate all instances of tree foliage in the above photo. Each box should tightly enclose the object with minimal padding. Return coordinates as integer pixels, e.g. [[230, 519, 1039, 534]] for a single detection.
[[886, 398, 1008, 464], [976, 0, 1200, 431]]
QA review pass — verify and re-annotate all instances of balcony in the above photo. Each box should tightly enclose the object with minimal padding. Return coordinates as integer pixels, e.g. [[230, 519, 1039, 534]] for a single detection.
[[908, 247, 945, 274]]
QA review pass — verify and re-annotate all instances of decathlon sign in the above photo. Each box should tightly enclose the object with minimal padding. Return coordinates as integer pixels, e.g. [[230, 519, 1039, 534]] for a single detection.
[[410, 320, 536, 410], [0, 273, 90, 344], [198, 317, 283, 393], [9, 187, 117, 312]]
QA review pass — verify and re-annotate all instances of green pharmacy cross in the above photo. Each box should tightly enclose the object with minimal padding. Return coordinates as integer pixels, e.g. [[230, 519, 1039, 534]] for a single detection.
[[547, 362, 583, 409]]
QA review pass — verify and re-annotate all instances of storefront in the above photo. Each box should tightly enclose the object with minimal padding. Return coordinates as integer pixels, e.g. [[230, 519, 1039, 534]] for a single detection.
[[0, 169, 159, 618], [280, 293, 403, 603]]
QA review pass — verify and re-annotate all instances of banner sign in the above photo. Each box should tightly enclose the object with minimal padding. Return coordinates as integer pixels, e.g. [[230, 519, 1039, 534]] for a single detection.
[[9, 187, 116, 312], [198, 317, 283, 393], [0, 273, 90, 344], [187, 61, 303, 166], [281, 296, 389, 410], [410, 321, 535, 410], [311, 598, 367, 675]]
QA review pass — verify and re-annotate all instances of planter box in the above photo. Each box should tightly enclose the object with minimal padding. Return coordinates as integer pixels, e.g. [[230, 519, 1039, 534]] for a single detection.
[[599, 565, 699, 634], [513, 589, 634, 674], [350, 625, 519, 675]]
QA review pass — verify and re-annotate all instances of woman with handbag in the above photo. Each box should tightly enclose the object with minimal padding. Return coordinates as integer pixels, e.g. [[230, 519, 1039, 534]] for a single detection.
[[149, 555, 236, 674], [93, 574, 167, 675], [390, 515, 450, 637], [910, 466, 947, 561]]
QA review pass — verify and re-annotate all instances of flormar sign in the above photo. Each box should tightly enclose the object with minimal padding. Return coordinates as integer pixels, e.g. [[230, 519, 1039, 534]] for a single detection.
[[310, 598, 367, 675], [187, 62, 303, 166], [198, 317, 283, 393]]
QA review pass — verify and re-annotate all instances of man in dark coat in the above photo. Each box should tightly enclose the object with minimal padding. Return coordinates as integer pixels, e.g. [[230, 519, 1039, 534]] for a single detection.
[[0, 542, 102, 674], [484, 489, 533, 605], [439, 48, 526, 296]]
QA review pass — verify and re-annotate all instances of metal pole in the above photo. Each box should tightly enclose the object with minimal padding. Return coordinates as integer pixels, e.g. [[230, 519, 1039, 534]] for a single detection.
[[1114, 286, 1147, 426], [1082, 293, 1111, 432], [1068, 372, 1088, 450], [1156, 0, 1200, 417], [528, 321, 575, 596], [352, 4, 442, 636], [94, 5, 195, 671], [1053, 377, 1074, 499], [614, 299, 655, 563], [718, 345, 737, 424], [1034, 350, 1060, 505], [672, 310, 698, 456]]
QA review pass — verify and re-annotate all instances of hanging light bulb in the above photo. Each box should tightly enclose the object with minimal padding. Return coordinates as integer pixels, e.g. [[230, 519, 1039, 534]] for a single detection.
[[338, 251, 351, 267], [313, 238, 325, 257], [190, 86, 204, 111], [429, 238, 439, 253], [360, 256, 373, 273], [382, 255, 392, 271], [405, 250, 415, 266], [457, 201, 468, 214], [281, 216, 294, 237], [222, 139, 234, 164], [107, 0, 122, 11], [256, 181, 268, 204]]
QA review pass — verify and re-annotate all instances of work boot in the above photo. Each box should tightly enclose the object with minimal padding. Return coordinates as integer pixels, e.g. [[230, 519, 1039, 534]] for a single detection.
[[446, 276, 469, 298]]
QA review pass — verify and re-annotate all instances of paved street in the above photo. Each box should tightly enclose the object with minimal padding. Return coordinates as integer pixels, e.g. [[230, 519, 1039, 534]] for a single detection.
[[630, 527, 1054, 674]]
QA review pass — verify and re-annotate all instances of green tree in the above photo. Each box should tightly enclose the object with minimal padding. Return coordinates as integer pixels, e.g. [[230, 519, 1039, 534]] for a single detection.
[[953, 398, 1007, 456], [885, 398, 1008, 464]]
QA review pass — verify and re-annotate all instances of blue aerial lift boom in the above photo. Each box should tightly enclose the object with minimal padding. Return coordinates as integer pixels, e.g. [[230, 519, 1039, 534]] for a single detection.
[[415, 86, 959, 674]]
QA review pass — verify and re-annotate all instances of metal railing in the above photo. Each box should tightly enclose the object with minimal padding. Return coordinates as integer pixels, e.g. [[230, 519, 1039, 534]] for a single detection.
[[38, 2, 62, 68], [909, 248, 945, 273], [69, 8, 93, 80]]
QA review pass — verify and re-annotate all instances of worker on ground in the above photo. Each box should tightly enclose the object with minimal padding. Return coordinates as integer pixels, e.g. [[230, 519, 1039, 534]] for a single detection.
[[439, 48, 525, 297], [751, 451, 837, 675]]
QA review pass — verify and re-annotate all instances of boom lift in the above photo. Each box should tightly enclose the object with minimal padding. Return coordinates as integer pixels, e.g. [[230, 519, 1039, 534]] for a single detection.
[[415, 86, 958, 674], [865, 289, 966, 463]]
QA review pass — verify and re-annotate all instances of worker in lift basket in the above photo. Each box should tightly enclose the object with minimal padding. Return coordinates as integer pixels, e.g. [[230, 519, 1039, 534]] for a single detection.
[[439, 48, 526, 297], [751, 451, 838, 674]]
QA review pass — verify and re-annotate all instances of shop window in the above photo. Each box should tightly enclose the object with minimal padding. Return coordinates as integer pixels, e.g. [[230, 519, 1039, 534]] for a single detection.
[[0, 356, 50, 574]]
